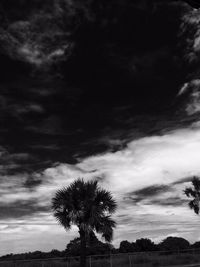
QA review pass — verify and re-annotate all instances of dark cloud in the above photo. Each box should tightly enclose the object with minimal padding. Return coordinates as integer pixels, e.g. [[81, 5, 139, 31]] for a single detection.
[[123, 185, 174, 205], [23, 175, 43, 191], [124, 177, 194, 206], [0, 199, 50, 220], [29, 144, 60, 151], [172, 177, 193, 185], [185, 0, 200, 8], [0, 148, 50, 175], [0, 0, 197, 174], [130, 185, 173, 198], [26, 116, 64, 136], [123, 183, 188, 207], [125, 186, 188, 207], [150, 197, 188, 207]]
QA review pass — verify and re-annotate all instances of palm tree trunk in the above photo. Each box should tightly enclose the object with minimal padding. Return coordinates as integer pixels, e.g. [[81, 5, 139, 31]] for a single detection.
[[79, 229, 87, 267]]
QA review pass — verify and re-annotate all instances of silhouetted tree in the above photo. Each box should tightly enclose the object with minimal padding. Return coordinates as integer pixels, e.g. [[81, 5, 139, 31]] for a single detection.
[[66, 231, 112, 256], [184, 176, 200, 214], [52, 178, 117, 267], [119, 240, 136, 253], [66, 237, 81, 256], [135, 238, 156, 252], [159, 237, 190, 251], [191, 241, 200, 249], [50, 249, 63, 257]]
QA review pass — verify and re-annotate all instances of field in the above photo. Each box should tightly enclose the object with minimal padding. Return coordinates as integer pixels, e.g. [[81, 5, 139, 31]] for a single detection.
[[1, 249, 200, 267]]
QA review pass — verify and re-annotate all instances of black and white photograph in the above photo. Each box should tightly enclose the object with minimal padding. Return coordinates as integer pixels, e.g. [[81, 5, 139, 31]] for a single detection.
[[1, 0, 200, 266]]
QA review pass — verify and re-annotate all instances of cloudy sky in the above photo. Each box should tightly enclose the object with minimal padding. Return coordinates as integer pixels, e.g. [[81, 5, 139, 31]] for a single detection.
[[1, 0, 200, 255]]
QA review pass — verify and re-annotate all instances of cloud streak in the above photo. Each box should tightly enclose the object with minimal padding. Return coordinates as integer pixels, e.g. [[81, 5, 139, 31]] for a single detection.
[[1, 124, 200, 254]]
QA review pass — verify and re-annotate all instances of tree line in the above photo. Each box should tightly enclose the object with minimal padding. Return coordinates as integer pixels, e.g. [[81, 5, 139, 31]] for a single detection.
[[1, 235, 200, 262]]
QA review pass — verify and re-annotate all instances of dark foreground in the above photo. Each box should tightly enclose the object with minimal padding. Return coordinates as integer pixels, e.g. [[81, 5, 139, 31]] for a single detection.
[[1, 249, 200, 267]]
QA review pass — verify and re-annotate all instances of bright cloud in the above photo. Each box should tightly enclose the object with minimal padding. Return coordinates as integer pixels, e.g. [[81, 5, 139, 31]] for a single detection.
[[76, 127, 200, 195], [1, 125, 200, 254]]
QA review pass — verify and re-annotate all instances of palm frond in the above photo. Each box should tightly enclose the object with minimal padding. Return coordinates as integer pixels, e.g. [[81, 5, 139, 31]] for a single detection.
[[189, 200, 199, 214], [95, 215, 116, 242], [184, 187, 196, 198], [192, 176, 200, 191], [54, 211, 71, 229], [185, 176, 200, 215], [52, 178, 117, 240], [95, 189, 117, 214]]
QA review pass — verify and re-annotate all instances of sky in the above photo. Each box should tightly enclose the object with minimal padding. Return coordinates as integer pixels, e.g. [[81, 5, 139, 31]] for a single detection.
[[1, 0, 200, 255]]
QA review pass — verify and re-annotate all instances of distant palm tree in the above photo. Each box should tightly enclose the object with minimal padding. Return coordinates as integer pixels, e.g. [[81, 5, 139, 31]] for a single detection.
[[52, 178, 117, 267], [184, 176, 200, 214]]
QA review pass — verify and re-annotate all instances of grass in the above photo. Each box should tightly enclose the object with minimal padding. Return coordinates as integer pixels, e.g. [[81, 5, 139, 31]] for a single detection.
[[1, 251, 200, 267]]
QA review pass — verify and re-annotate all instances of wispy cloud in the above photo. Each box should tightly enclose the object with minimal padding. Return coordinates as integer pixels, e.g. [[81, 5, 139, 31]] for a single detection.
[[1, 125, 200, 254]]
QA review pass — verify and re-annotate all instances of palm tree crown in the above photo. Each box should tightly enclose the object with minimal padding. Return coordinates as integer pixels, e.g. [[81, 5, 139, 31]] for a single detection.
[[52, 178, 117, 242], [184, 176, 200, 214]]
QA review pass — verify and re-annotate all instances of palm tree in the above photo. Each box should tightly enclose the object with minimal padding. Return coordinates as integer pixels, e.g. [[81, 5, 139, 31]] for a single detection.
[[52, 178, 117, 267], [184, 176, 200, 214]]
